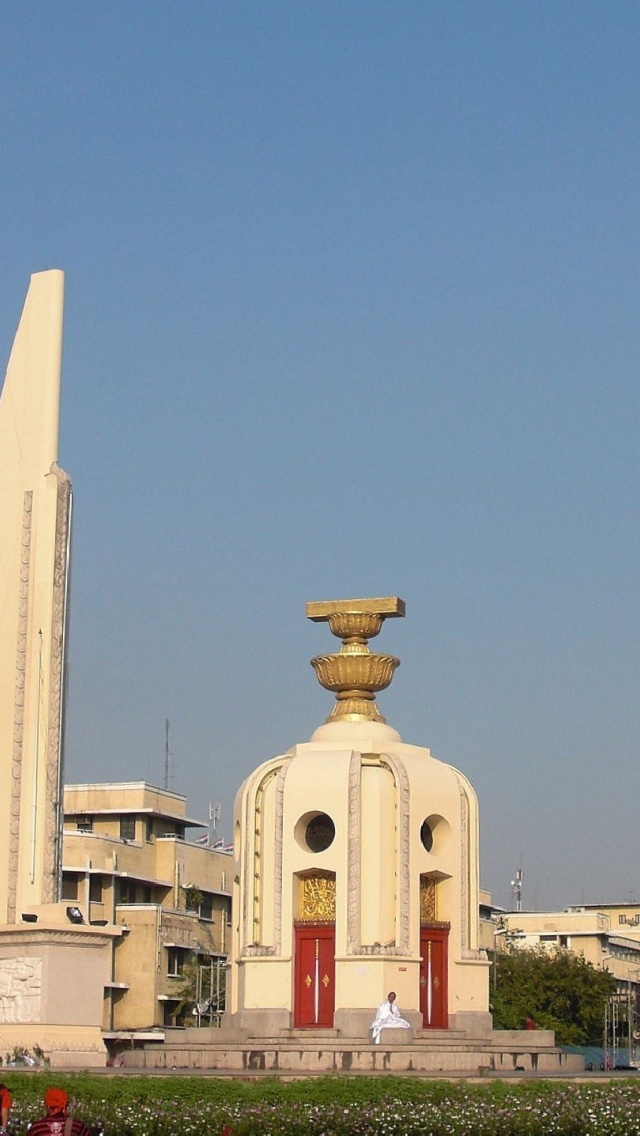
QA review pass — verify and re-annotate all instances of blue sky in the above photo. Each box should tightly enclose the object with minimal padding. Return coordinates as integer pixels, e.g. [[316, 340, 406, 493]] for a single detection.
[[1, 2, 639, 910]]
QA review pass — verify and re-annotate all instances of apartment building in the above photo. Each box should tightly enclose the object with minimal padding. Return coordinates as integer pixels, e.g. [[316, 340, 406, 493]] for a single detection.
[[62, 782, 232, 1047], [495, 908, 640, 992]]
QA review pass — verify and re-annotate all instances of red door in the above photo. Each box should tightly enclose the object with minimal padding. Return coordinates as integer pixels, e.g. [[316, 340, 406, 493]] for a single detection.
[[294, 923, 335, 1028], [420, 927, 449, 1029]]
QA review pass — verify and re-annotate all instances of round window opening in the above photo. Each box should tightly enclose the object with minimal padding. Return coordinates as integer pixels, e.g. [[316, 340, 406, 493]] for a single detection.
[[420, 820, 434, 853], [305, 813, 335, 853]]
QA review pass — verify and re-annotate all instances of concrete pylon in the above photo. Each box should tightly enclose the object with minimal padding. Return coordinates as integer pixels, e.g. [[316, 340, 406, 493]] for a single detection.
[[0, 270, 71, 920]]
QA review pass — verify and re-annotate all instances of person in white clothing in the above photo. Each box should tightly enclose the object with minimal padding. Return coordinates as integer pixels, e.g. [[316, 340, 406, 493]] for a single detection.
[[370, 990, 411, 1044]]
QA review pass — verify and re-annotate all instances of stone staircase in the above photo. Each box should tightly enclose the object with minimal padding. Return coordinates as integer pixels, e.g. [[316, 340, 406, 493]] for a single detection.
[[123, 1026, 583, 1075]]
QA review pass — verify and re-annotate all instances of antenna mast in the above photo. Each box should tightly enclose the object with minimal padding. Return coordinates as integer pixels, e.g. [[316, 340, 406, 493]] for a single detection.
[[511, 867, 523, 912], [164, 718, 173, 790]]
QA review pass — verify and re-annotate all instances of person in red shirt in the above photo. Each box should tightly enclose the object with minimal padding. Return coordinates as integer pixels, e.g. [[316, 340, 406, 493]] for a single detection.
[[0, 1083, 12, 1131], [28, 1089, 92, 1136]]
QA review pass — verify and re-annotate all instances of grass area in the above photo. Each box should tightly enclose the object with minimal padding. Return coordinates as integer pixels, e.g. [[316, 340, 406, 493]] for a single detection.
[[3, 1073, 640, 1134]]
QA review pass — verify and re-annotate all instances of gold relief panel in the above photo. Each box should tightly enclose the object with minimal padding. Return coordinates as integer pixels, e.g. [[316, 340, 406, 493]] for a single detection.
[[298, 874, 336, 922], [420, 876, 437, 923]]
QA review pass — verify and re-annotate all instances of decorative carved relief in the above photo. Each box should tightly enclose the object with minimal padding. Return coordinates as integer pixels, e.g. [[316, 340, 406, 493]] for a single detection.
[[8, 492, 33, 924], [241, 783, 252, 949], [381, 752, 411, 954], [358, 943, 401, 955], [251, 771, 269, 942], [244, 944, 276, 957], [0, 956, 42, 1023], [241, 759, 289, 955], [420, 875, 437, 923], [273, 759, 291, 954], [298, 874, 336, 922], [455, 773, 470, 950], [346, 750, 361, 952], [44, 467, 72, 902]]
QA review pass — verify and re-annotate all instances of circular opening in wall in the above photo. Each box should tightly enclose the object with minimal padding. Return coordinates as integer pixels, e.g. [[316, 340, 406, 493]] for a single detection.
[[419, 814, 450, 854], [420, 820, 434, 852], [303, 813, 335, 853]]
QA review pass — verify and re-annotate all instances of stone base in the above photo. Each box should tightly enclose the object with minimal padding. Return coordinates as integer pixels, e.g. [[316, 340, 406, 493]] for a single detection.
[[224, 1007, 496, 1042], [0, 914, 120, 1070], [334, 1008, 421, 1035], [220, 1009, 292, 1038], [49, 1049, 108, 1069], [374, 1027, 413, 1045], [0, 1024, 108, 1069], [447, 1011, 494, 1036], [126, 1027, 584, 1076]]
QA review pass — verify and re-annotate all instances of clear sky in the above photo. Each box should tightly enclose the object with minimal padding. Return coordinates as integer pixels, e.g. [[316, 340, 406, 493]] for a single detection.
[[1, 2, 639, 911]]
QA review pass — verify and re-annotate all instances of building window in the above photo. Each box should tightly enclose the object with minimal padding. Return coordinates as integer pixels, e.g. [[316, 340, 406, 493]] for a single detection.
[[142, 886, 152, 904], [61, 875, 79, 901], [199, 893, 213, 921], [163, 999, 180, 1026], [167, 947, 185, 977], [145, 817, 154, 842], [420, 820, 434, 853], [120, 816, 136, 841], [620, 915, 628, 924], [119, 879, 135, 904], [539, 935, 557, 942], [304, 813, 335, 853], [76, 817, 93, 833], [89, 876, 103, 902]]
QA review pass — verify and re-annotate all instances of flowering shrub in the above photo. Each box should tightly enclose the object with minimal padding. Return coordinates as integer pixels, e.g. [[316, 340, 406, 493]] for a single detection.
[[4, 1075, 640, 1136]]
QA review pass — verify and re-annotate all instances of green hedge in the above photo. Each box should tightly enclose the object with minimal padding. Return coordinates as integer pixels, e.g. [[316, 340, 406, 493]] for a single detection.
[[3, 1074, 640, 1136]]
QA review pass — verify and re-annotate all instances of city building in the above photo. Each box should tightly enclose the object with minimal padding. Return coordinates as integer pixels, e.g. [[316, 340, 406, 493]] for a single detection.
[[567, 902, 640, 938], [494, 908, 640, 997], [479, 888, 498, 952], [62, 781, 232, 1049]]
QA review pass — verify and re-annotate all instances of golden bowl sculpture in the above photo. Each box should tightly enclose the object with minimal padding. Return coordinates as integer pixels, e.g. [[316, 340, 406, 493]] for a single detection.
[[310, 652, 399, 695]]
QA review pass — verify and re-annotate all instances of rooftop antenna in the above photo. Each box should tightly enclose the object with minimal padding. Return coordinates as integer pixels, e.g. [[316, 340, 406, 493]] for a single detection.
[[209, 802, 221, 834], [511, 866, 523, 912], [164, 718, 174, 790], [197, 804, 223, 849]]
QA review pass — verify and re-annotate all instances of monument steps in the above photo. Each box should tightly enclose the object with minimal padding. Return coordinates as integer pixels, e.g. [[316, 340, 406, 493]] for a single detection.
[[125, 1027, 583, 1075]]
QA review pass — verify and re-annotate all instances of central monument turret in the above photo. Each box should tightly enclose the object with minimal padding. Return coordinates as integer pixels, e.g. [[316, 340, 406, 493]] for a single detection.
[[308, 596, 403, 723], [225, 598, 490, 1038]]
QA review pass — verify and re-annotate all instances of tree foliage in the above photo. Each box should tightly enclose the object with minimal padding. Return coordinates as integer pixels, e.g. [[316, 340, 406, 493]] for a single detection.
[[490, 945, 616, 1045]]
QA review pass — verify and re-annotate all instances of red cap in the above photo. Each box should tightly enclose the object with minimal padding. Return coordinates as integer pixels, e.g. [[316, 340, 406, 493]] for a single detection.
[[44, 1089, 68, 1112]]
